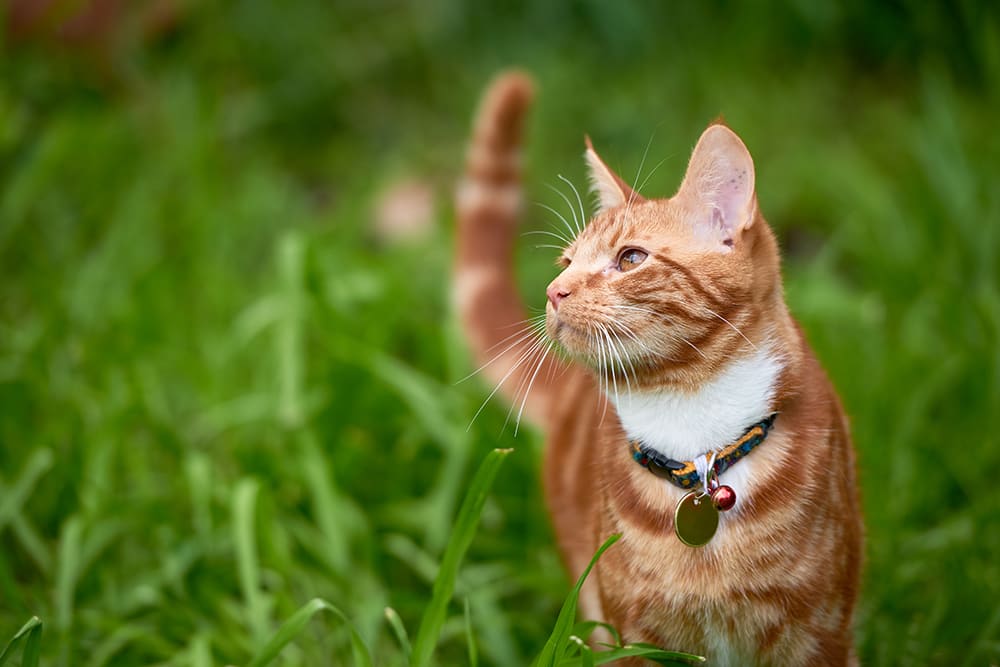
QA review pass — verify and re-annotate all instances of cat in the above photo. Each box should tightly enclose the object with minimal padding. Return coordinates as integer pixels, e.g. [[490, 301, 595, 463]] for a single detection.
[[454, 72, 863, 666]]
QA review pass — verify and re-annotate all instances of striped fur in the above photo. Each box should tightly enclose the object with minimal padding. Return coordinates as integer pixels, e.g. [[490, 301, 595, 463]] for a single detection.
[[454, 72, 863, 666]]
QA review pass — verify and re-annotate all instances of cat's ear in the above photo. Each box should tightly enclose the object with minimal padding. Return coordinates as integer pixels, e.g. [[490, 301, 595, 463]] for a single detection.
[[584, 136, 645, 213], [676, 123, 757, 244]]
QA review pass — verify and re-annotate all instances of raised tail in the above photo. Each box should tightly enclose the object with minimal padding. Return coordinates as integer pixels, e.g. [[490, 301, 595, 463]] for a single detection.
[[454, 72, 566, 429]]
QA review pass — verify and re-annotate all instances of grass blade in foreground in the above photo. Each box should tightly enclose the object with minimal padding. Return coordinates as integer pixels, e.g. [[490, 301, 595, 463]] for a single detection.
[[533, 534, 620, 667], [248, 598, 373, 667], [385, 606, 412, 658], [562, 643, 705, 666], [409, 447, 513, 667], [0, 616, 43, 667], [533, 534, 704, 667]]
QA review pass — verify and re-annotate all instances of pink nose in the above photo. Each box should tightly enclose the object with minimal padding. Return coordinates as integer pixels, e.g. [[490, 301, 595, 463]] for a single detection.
[[547, 283, 571, 309]]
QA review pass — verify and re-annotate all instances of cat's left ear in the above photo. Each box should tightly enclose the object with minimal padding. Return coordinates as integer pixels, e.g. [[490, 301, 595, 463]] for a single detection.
[[584, 136, 645, 213], [676, 124, 757, 245]]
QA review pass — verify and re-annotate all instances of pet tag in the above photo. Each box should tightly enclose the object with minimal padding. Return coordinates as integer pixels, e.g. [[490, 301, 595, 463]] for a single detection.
[[674, 490, 719, 547]]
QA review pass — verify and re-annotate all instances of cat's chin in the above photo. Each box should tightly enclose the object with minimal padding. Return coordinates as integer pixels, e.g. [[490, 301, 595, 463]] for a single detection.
[[547, 318, 620, 371], [546, 318, 591, 358]]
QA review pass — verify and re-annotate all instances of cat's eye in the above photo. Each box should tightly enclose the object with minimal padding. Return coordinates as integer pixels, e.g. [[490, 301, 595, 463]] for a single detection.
[[557, 256, 572, 269], [617, 248, 648, 272]]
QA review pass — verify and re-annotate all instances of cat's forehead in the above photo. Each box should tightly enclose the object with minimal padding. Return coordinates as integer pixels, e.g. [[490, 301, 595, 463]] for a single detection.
[[574, 199, 687, 254]]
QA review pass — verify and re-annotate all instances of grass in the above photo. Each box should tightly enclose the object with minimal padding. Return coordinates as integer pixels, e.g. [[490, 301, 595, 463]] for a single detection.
[[1, 2, 999, 665]]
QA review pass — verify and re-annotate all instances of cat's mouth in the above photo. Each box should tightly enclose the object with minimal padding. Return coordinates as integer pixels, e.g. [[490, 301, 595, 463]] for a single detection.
[[547, 316, 588, 354], [548, 315, 622, 368]]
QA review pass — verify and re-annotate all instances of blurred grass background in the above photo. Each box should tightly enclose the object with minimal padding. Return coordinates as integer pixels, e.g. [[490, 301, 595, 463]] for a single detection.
[[1, 1, 999, 665]]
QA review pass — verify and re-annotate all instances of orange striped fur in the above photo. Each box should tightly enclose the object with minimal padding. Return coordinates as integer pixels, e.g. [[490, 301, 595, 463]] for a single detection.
[[454, 72, 863, 666]]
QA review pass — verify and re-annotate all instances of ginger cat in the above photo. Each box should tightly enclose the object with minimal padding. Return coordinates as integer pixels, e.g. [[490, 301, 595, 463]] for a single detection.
[[454, 72, 863, 665]]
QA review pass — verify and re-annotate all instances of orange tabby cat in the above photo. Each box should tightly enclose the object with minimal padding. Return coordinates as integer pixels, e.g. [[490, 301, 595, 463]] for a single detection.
[[455, 72, 863, 665]]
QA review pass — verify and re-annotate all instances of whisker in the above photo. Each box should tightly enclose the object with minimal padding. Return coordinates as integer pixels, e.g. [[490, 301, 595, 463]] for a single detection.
[[623, 132, 655, 225], [606, 317, 646, 349], [545, 183, 582, 238], [465, 320, 544, 386], [599, 323, 626, 405], [514, 340, 554, 435], [535, 202, 578, 244], [604, 305, 698, 364], [606, 320, 642, 389], [558, 174, 587, 235], [635, 157, 668, 194], [457, 321, 545, 385], [677, 335, 708, 360], [609, 325, 635, 392], [586, 324, 611, 424], [469, 334, 547, 430], [701, 306, 757, 351], [504, 337, 549, 432], [522, 229, 573, 246]]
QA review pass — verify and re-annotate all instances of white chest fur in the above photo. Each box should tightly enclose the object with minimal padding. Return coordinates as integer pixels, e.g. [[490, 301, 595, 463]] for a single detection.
[[610, 347, 783, 499]]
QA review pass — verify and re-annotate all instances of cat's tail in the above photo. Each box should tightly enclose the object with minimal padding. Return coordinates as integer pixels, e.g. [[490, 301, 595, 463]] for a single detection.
[[454, 72, 566, 429]]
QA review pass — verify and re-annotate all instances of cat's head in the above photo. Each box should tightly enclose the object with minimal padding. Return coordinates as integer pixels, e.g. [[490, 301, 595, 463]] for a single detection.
[[544, 124, 781, 385]]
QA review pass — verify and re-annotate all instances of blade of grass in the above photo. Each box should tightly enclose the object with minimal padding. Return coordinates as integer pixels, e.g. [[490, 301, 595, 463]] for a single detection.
[[409, 447, 513, 667], [299, 431, 349, 571], [276, 231, 306, 429], [571, 621, 621, 647], [55, 514, 82, 665], [0, 616, 43, 667], [0, 448, 53, 532], [464, 597, 478, 667], [559, 643, 705, 666], [248, 598, 373, 667], [570, 636, 594, 667], [384, 606, 412, 658], [187, 634, 212, 667], [233, 479, 269, 649], [533, 534, 621, 667]]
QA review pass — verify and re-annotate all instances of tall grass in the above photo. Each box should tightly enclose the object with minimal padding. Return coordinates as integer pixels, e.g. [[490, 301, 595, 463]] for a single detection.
[[1, 2, 998, 665]]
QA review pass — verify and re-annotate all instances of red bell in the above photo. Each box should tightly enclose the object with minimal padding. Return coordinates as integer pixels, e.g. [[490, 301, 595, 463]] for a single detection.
[[711, 485, 736, 511]]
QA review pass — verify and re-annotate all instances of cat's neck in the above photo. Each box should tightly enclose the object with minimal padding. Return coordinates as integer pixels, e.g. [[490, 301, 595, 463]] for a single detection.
[[611, 344, 784, 463]]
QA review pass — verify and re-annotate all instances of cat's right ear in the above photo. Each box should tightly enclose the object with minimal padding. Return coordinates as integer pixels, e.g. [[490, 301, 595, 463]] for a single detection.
[[584, 136, 645, 214], [676, 124, 757, 247]]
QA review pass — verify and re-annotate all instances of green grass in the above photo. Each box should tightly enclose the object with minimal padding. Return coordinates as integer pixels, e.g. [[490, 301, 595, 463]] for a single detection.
[[1, 2, 999, 665]]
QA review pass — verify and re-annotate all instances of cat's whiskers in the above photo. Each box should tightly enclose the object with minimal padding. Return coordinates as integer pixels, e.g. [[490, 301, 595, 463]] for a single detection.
[[676, 335, 709, 360], [607, 303, 709, 360], [504, 336, 553, 437], [621, 132, 655, 228], [513, 339, 556, 435], [605, 319, 642, 391], [597, 322, 622, 407], [466, 324, 550, 431], [611, 321, 653, 361], [701, 306, 757, 351], [587, 323, 612, 424], [601, 322, 635, 405], [545, 182, 583, 238], [634, 157, 668, 196], [535, 202, 578, 245], [601, 312, 657, 360], [557, 174, 588, 235], [522, 228, 573, 247], [458, 315, 547, 383]]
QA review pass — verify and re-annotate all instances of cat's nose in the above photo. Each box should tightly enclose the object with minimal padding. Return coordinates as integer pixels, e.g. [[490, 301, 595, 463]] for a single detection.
[[546, 283, 571, 310]]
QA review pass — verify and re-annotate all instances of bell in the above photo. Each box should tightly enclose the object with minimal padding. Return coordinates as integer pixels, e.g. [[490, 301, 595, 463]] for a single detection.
[[711, 485, 737, 511]]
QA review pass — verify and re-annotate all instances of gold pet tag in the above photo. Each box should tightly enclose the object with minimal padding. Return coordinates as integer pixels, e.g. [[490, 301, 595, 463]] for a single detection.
[[674, 491, 719, 547]]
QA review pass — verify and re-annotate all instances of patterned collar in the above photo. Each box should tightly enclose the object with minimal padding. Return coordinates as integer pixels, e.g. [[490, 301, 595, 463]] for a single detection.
[[630, 414, 778, 490]]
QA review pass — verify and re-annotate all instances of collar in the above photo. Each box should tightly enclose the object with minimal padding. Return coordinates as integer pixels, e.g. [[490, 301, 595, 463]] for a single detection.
[[630, 413, 777, 490]]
